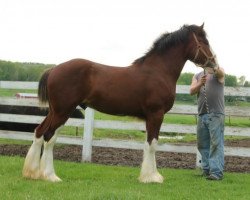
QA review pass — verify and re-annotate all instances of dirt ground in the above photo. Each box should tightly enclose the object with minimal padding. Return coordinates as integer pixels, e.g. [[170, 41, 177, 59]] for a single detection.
[[1, 139, 250, 173]]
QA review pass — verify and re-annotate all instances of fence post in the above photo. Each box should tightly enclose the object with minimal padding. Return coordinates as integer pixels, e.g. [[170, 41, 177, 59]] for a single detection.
[[82, 107, 95, 162]]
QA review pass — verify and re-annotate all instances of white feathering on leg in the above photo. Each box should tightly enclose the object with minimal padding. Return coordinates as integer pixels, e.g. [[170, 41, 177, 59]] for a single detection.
[[22, 133, 44, 179], [139, 139, 164, 183], [40, 129, 61, 182]]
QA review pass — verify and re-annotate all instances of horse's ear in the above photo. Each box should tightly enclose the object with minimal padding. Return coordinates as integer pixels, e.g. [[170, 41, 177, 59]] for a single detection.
[[200, 23, 204, 30]]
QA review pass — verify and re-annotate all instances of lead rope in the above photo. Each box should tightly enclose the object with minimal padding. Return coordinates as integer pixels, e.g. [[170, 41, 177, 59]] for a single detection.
[[203, 69, 209, 114]]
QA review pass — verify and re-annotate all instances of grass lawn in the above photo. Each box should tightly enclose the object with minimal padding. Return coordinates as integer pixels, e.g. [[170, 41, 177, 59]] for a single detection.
[[0, 88, 37, 97], [0, 156, 250, 200]]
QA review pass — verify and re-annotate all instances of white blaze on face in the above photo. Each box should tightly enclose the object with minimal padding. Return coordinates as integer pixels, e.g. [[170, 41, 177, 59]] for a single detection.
[[210, 45, 219, 63], [204, 46, 219, 74]]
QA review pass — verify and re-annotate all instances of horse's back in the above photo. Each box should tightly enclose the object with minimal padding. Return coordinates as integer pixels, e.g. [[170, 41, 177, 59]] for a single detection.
[[45, 58, 172, 118], [51, 58, 125, 80], [46, 59, 134, 111]]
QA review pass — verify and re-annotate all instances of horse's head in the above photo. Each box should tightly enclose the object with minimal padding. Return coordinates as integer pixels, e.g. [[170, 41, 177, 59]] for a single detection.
[[188, 23, 218, 71]]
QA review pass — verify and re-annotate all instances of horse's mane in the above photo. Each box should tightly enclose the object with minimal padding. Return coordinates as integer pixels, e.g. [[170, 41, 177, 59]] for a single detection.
[[133, 24, 206, 64]]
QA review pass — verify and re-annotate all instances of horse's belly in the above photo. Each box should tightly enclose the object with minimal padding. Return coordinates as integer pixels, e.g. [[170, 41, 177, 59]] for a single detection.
[[87, 95, 143, 118]]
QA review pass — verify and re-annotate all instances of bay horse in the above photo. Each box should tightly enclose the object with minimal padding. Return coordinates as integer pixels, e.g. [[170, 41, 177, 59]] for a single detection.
[[23, 23, 217, 183]]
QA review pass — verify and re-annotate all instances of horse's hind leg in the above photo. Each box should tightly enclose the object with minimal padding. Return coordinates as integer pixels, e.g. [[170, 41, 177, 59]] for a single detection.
[[139, 110, 164, 183], [22, 132, 44, 179], [40, 127, 62, 182], [23, 110, 69, 182], [23, 112, 53, 180], [39, 111, 71, 182]]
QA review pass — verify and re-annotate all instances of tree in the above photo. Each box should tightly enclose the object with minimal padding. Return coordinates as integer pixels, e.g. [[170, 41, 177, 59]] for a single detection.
[[244, 81, 250, 87], [0, 61, 18, 80], [238, 76, 246, 86], [225, 74, 237, 87], [177, 73, 194, 85], [0, 60, 53, 81]]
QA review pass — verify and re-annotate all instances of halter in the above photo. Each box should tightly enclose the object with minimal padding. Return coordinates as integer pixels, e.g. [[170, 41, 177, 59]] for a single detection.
[[192, 33, 216, 114], [192, 33, 217, 69]]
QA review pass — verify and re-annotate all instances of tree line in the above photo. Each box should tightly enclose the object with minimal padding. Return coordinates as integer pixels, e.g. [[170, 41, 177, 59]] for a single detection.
[[0, 60, 249, 87], [0, 60, 54, 81], [177, 72, 250, 87]]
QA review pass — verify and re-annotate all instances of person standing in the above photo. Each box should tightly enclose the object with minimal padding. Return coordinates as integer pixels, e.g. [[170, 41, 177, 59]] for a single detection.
[[190, 66, 225, 180]]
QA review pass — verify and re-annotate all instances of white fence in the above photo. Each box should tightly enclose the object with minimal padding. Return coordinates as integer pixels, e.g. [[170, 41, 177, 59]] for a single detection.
[[0, 81, 250, 163]]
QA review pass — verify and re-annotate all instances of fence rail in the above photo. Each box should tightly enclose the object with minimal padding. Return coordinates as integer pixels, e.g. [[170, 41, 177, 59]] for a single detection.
[[0, 81, 250, 162], [1, 112, 249, 136], [1, 97, 250, 117]]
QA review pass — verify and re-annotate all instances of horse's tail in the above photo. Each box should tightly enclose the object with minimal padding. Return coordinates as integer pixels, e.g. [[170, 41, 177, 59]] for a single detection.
[[38, 68, 52, 106]]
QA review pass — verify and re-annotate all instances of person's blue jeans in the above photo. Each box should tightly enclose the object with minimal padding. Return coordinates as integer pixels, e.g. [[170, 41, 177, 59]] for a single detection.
[[197, 113, 225, 178]]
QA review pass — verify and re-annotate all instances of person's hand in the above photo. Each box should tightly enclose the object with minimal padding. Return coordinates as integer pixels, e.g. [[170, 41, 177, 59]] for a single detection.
[[199, 75, 207, 86], [213, 66, 220, 74]]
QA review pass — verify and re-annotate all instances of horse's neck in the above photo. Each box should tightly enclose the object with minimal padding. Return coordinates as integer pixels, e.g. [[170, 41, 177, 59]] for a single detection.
[[145, 48, 187, 83]]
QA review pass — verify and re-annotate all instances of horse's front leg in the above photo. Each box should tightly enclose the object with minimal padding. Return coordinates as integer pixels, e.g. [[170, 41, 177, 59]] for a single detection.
[[139, 110, 164, 183]]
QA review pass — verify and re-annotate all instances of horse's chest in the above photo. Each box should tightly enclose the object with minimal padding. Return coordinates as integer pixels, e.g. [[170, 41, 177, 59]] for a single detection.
[[162, 93, 175, 112]]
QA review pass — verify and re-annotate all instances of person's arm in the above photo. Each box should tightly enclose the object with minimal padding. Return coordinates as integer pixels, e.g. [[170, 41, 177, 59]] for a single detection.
[[214, 66, 225, 83], [190, 74, 207, 95]]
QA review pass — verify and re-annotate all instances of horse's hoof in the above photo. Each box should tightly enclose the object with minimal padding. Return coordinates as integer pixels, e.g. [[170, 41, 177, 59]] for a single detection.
[[42, 174, 62, 182], [139, 172, 164, 183], [22, 168, 41, 180], [50, 175, 62, 182]]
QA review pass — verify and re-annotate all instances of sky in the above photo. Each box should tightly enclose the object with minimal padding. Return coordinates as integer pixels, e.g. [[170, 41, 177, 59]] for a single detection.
[[0, 0, 250, 80]]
